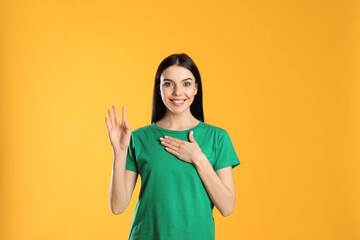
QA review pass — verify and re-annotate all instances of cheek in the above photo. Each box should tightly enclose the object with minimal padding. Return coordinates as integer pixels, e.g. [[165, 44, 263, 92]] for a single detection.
[[160, 88, 171, 96], [186, 88, 196, 96]]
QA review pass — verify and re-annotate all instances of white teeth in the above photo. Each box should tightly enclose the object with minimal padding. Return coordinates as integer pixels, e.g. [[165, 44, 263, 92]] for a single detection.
[[172, 100, 185, 103]]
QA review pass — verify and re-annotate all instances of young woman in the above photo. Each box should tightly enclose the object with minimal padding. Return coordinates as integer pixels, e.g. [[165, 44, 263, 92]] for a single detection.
[[106, 53, 241, 240]]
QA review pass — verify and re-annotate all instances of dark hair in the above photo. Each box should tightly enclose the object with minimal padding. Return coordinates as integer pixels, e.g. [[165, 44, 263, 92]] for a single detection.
[[151, 53, 204, 124]]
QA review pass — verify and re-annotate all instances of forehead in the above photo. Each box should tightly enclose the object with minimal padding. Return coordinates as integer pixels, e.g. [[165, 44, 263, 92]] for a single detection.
[[160, 65, 195, 81]]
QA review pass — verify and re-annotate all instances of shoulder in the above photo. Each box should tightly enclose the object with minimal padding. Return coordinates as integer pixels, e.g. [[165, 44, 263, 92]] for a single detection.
[[202, 122, 228, 137], [129, 124, 155, 139]]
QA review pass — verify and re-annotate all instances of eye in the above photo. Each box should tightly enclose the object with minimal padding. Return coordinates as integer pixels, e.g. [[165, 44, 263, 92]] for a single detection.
[[163, 82, 191, 87]]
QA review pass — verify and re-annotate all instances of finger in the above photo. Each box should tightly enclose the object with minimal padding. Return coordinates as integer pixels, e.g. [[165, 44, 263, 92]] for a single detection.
[[113, 105, 120, 125], [105, 117, 111, 131], [163, 136, 183, 143], [188, 131, 196, 142], [122, 106, 127, 125], [162, 136, 182, 148], [161, 140, 180, 152], [108, 108, 115, 128], [165, 146, 180, 158]]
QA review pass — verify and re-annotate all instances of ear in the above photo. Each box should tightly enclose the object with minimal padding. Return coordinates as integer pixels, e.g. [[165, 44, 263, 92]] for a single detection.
[[195, 82, 198, 95]]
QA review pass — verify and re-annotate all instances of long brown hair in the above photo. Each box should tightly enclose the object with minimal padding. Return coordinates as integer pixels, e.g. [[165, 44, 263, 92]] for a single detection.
[[151, 53, 205, 124]]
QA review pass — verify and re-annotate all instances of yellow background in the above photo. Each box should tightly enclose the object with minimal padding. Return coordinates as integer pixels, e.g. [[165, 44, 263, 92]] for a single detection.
[[0, 0, 359, 239]]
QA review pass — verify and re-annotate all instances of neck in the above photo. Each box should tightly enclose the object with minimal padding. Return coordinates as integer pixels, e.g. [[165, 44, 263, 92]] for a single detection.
[[159, 110, 199, 129]]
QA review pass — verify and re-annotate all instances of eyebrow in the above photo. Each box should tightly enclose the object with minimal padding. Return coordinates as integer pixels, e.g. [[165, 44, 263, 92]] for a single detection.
[[163, 78, 192, 82]]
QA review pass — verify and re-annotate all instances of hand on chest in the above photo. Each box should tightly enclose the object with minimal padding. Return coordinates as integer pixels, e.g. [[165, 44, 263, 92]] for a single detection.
[[137, 133, 216, 174]]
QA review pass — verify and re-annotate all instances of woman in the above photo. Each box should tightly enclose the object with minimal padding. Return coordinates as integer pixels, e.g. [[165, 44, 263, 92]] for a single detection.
[[106, 53, 241, 240]]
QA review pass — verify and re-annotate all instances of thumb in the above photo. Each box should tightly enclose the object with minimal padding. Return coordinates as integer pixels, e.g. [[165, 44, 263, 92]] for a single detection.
[[188, 131, 195, 142]]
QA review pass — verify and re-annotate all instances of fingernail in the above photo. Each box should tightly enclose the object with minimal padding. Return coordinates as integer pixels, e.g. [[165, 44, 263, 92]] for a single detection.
[[159, 137, 164, 140], [165, 136, 168, 138]]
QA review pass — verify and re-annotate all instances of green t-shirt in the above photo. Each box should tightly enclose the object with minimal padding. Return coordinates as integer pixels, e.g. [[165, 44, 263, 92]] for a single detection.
[[125, 120, 240, 240]]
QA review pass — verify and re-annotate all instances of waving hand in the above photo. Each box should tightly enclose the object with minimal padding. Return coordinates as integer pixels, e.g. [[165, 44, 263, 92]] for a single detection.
[[105, 105, 131, 153]]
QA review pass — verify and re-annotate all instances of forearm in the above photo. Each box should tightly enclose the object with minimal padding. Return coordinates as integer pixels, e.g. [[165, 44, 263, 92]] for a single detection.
[[109, 149, 128, 214], [193, 154, 235, 216]]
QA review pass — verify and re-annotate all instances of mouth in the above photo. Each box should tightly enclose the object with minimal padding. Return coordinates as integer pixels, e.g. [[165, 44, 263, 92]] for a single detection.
[[170, 99, 186, 106]]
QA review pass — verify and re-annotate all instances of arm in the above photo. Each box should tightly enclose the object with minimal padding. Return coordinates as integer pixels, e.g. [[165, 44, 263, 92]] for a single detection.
[[193, 154, 236, 217], [109, 149, 138, 214]]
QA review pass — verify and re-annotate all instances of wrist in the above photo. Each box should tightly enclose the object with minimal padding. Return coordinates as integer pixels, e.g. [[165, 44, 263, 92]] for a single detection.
[[192, 153, 207, 168], [113, 147, 127, 155]]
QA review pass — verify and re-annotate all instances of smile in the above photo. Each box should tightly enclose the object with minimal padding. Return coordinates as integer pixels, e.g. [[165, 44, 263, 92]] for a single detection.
[[170, 99, 186, 106]]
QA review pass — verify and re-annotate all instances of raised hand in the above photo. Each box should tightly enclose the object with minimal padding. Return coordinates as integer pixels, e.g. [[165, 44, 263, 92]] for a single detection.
[[105, 105, 131, 153]]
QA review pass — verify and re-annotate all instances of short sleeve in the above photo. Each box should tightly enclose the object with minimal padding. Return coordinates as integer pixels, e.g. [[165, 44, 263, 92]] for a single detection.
[[125, 133, 138, 173], [213, 129, 241, 171]]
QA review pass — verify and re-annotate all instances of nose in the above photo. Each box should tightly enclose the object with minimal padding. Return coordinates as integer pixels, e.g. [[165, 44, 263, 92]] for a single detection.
[[172, 86, 182, 95]]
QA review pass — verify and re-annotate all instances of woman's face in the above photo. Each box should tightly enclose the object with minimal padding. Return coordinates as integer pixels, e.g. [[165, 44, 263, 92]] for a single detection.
[[159, 65, 198, 113]]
